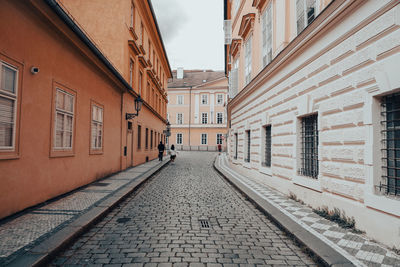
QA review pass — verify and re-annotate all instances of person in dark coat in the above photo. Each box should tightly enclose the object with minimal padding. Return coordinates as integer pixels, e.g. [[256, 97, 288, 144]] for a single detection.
[[157, 141, 165, 161]]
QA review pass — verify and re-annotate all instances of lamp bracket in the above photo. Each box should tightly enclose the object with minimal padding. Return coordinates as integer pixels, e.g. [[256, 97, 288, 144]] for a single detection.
[[125, 112, 138, 120]]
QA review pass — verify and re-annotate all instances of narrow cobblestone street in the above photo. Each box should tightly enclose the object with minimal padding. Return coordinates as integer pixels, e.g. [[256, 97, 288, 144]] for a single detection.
[[50, 152, 317, 266]]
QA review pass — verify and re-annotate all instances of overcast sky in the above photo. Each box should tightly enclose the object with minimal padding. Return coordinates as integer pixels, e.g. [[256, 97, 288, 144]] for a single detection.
[[152, 0, 224, 71]]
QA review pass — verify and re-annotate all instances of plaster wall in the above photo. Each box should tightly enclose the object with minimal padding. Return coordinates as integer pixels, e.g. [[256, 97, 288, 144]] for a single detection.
[[0, 1, 123, 219], [228, 0, 400, 247]]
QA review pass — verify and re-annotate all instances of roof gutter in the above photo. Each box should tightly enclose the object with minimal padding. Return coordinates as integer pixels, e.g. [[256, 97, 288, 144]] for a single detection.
[[44, 0, 137, 97]]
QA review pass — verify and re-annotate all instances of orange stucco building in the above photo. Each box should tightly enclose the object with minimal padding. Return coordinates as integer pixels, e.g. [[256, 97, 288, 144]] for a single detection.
[[58, 0, 172, 168], [0, 0, 171, 219]]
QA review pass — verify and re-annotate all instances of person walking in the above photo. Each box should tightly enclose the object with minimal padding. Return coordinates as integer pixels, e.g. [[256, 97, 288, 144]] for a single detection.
[[157, 141, 165, 161], [169, 144, 177, 162], [218, 144, 222, 155]]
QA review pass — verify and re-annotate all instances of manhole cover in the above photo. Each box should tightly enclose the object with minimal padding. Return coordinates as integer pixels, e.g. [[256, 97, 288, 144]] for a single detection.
[[93, 182, 109, 187], [116, 217, 131, 223], [199, 220, 210, 228]]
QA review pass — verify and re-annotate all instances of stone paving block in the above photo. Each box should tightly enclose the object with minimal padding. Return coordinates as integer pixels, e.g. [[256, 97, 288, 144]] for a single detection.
[[49, 153, 319, 266]]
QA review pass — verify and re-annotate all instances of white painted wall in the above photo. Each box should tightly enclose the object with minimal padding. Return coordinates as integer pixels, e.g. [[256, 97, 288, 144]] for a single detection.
[[228, 0, 400, 247]]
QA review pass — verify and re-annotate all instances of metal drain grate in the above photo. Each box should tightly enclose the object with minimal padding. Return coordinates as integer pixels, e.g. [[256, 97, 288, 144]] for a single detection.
[[93, 182, 109, 187], [199, 220, 210, 229], [116, 217, 131, 223]]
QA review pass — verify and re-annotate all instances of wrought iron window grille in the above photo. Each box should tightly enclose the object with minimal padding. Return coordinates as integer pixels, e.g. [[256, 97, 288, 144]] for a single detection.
[[379, 93, 400, 196], [298, 114, 319, 179], [246, 130, 251, 163], [263, 125, 272, 167]]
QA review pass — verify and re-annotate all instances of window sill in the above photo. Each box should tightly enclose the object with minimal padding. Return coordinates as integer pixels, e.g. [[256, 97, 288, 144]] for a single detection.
[[50, 149, 75, 158], [293, 174, 322, 192], [0, 152, 20, 160], [365, 192, 400, 217], [90, 149, 104, 155]]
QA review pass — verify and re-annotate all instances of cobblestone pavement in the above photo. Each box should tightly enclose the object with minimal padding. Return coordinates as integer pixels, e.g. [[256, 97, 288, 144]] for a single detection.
[[51, 151, 317, 266], [216, 154, 400, 267], [0, 157, 168, 266]]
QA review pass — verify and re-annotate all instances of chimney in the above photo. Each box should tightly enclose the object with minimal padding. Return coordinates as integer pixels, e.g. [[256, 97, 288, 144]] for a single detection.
[[177, 67, 184, 79]]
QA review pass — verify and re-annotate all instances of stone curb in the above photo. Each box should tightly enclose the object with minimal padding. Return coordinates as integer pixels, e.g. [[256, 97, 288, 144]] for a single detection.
[[213, 156, 354, 267], [7, 159, 170, 267]]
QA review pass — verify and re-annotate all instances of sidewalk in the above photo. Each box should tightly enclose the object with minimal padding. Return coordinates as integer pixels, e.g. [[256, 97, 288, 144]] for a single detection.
[[0, 157, 170, 267], [215, 154, 400, 267]]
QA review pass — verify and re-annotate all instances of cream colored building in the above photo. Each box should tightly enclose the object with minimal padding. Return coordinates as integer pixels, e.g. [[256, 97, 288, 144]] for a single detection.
[[167, 69, 228, 151], [225, 0, 400, 247]]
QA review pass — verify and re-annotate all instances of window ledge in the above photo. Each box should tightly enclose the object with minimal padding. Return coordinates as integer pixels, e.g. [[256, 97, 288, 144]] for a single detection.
[[0, 153, 20, 160], [365, 192, 400, 217], [50, 150, 75, 158], [293, 174, 322, 192], [90, 149, 104, 155]]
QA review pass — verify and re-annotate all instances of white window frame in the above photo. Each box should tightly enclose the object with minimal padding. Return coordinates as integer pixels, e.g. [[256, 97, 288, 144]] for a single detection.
[[139, 71, 143, 95], [233, 57, 239, 70], [91, 104, 103, 150], [201, 112, 208, 124], [176, 133, 183, 145], [0, 61, 18, 150], [201, 94, 208, 105], [176, 113, 183, 124], [216, 112, 223, 124], [177, 95, 184, 105], [216, 94, 224, 105], [216, 134, 223, 145], [244, 35, 252, 85], [261, 2, 273, 67], [296, 0, 318, 35], [201, 133, 208, 145], [54, 88, 75, 150], [129, 59, 134, 87]]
